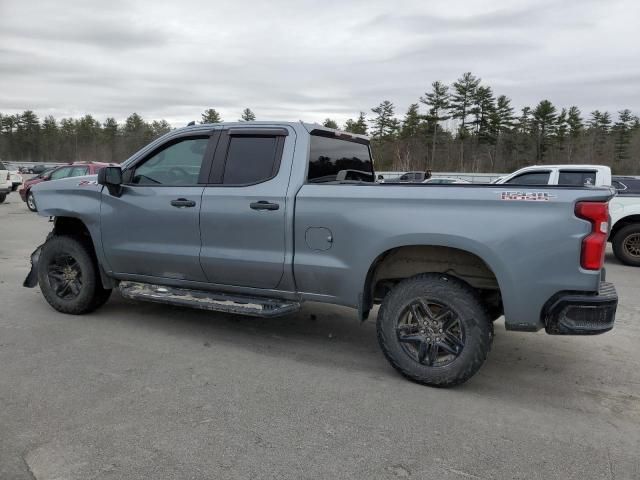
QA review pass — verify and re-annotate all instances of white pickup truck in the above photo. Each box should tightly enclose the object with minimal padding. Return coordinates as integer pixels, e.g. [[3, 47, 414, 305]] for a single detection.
[[495, 165, 640, 266]]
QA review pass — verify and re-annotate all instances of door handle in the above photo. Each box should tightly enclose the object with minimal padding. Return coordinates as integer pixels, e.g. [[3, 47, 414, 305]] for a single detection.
[[170, 198, 196, 208], [250, 201, 279, 211]]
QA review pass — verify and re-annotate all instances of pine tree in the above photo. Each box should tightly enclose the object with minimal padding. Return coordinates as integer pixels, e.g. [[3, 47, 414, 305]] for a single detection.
[[470, 85, 495, 140], [420, 81, 450, 163], [240, 108, 256, 122], [344, 112, 368, 134], [41, 115, 58, 162], [449, 72, 480, 136], [613, 109, 635, 162], [532, 100, 557, 161], [555, 108, 568, 148], [102, 117, 119, 163], [566, 106, 583, 162], [201, 109, 222, 124], [370, 101, 399, 139], [399, 103, 423, 138], [322, 118, 339, 129]]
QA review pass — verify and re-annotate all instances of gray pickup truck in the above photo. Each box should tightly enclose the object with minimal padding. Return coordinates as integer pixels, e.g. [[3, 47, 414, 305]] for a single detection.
[[24, 121, 618, 387]]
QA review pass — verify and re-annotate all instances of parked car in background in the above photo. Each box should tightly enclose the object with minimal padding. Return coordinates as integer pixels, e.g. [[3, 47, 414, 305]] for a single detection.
[[496, 165, 640, 266], [493, 165, 611, 187], [9, 169, 23, 191], [0, 160, 11, 203], [423, 177, 470, 184], [612, 176, 640, 195], [385, 171, 431, 183], [19, 162, 112, 211], [30, 164, 51, 175]]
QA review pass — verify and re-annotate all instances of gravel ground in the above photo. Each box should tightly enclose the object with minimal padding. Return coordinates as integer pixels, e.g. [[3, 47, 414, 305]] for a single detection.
[[1, 194, 639, 480]]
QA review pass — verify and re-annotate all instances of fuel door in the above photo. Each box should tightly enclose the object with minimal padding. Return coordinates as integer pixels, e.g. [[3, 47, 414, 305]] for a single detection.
[[305, 227, 334, 251]]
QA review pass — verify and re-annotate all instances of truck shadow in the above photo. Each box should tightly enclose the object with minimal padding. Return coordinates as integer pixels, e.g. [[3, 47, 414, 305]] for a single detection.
[[93, 293, 626, 410]]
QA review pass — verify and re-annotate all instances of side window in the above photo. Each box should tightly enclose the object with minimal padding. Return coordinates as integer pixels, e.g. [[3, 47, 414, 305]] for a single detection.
[[307, 134, 374, 183], [505, 172, 550, 185], [69, 167, 88, 177], [132, 137, 209, 185], [50, 167, 73, 180], [558, 170, 597, 186], [612, 180, 627, 192], [222, 135, 280, 185]]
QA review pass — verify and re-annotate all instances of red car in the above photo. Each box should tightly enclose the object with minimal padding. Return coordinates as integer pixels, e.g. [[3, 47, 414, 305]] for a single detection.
[[20, 162, 113, 212]]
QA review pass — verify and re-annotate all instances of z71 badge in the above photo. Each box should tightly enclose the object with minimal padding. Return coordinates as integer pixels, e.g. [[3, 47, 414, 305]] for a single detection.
[[499, 191, 555, 201]]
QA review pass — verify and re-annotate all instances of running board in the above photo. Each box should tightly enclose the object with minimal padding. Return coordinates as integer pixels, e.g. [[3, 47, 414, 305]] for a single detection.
[[118, 281, 300, 318]]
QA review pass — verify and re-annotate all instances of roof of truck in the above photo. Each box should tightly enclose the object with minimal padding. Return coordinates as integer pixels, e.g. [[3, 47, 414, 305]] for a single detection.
[[181, 121, 370, 141]]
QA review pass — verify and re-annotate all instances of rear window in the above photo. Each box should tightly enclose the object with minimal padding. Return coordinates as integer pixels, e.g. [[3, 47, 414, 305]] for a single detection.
[[558, 170, 597, 186], [307, 134, 374, 183]]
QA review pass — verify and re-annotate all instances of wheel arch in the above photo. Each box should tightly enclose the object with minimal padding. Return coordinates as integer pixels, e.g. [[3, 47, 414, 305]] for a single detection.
[[610, 214, 640, 241], [52, 216, 115, 289], [361, 243, 504, 320]]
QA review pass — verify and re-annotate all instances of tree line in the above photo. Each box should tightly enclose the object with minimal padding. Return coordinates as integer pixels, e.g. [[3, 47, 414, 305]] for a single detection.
[[0, 108, 256, 165], [1, 72, 639, 174]]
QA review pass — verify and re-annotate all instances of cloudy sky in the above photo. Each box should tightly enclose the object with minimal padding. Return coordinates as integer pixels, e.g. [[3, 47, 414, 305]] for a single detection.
[[1, 0, 638, 127]]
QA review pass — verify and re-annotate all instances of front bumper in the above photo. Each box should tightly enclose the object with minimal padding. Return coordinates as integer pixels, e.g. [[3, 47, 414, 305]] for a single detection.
[[544, 282, 617, 335], [23, 246, 42, 288]]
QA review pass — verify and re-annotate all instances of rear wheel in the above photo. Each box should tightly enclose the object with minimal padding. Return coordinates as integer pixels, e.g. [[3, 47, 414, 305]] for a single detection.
[[613, 224, 640, 267], [37, 235, 112, 314], [0, 193, 6, 204], [26, 191, 37, 211], [377, 274, 492, 387]]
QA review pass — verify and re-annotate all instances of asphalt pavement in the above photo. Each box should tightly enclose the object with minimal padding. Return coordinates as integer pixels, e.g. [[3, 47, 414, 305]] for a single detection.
[[1, 193, 639, 479]]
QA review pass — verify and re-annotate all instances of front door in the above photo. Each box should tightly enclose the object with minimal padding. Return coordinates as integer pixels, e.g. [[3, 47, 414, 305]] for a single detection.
[[199, 127, 290, 289], [101, 134, 215, 282]]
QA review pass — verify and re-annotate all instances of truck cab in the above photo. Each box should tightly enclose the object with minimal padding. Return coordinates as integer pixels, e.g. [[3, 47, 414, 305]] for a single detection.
[[494, 165, 612, 187]]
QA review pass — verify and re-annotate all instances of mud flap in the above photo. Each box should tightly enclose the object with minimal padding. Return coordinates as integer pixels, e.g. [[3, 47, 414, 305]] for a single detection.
[[23, 245, 42, 288]]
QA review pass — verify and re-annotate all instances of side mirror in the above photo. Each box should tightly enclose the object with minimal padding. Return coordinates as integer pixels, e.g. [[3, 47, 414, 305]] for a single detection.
[[97, 166, 123, 197]]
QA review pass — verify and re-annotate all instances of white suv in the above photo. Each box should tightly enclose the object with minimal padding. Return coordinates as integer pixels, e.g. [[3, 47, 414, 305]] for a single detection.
[[0, 161, 12, 203]]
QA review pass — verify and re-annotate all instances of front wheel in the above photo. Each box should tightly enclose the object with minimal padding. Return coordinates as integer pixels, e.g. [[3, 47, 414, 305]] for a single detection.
[[612, 224, 640, 267], [377, 274, 492, 387], [26, 191, 37, 212], [37, 235, 112, 314]]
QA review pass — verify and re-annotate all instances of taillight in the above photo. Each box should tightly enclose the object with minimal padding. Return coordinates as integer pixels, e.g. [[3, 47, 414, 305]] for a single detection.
[[575, 201, 609, 270], [5, 172, 9, 181]]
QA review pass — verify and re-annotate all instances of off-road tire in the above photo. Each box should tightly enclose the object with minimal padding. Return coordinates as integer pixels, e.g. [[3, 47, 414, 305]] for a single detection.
[[0, 193, 6, 204], [38, 235, 112, 314], [377, 273, 492, 387], [26, 191, 37, 212], [612, 224, 640, 267]]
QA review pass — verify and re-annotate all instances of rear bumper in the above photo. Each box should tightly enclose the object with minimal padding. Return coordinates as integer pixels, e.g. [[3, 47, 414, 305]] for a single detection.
[[0, 185, 10, 195], [544, 282, 617, 335]]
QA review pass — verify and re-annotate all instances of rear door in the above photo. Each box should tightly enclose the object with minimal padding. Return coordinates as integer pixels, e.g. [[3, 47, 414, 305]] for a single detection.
[[199, 127, 290, 289], [101, 132, 217, 281]]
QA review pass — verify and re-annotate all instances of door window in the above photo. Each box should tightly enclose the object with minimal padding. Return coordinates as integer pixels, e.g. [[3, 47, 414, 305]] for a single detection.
[[504, 171, 550, 185], [558, 170, 597, 186], [132, 137, 209, 185], [50, 167, 73, 180], [222, 136, 281, 185], [69, 166, 89, 177]]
